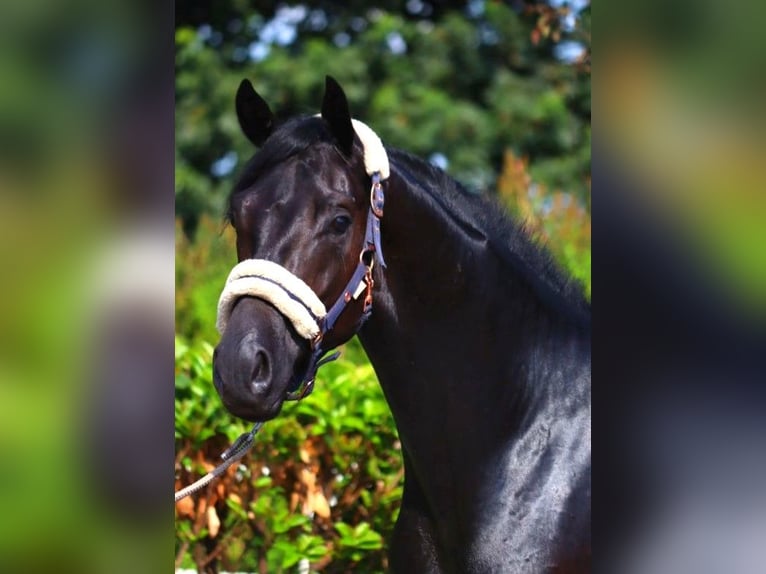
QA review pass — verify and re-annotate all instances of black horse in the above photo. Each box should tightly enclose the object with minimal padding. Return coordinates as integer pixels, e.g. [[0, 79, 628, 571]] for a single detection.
[[213, 77, 591, 573]]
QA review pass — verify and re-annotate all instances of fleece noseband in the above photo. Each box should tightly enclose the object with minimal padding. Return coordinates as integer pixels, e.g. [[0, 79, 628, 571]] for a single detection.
[[216, 118, 388, 401]]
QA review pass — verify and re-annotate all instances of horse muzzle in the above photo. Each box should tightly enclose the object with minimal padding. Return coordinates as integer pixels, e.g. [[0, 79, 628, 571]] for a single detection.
[[213, 296, 307, 421]]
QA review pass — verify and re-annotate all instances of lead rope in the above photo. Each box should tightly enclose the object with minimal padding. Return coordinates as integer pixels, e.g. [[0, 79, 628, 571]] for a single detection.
[[175, 422, 263, 502]]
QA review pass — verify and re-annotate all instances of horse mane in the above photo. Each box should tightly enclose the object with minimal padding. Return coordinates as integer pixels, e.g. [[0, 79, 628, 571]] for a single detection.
[[387, 147, 591, 329], [228, 116, 590, 329]]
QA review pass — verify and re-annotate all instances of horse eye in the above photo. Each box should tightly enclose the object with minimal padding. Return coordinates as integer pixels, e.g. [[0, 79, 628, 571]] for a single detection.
[[332, 214, 352, 234]]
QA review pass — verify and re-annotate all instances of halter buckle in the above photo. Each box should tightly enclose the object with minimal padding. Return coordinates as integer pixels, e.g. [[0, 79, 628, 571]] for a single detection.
[[363, 266, 374, 312], [311, 331, 323, 350], [285, 378, 314, 401], [370, 178, 384, 218]]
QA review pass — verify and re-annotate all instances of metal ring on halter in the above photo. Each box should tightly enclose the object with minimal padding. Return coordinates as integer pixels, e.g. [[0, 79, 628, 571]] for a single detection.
[[360, 248, 375, 270], [370, 179, 384, 218]]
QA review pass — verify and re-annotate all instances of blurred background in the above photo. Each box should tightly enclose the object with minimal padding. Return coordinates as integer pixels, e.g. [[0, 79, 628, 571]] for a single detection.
[[174, 1, 590, 572], [0, 0, 175, 572], [597, 2, 766, 573]]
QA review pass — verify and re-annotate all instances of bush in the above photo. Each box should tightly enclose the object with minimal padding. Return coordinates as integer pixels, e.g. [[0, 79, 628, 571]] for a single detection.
[[175, 336, 401, 573]]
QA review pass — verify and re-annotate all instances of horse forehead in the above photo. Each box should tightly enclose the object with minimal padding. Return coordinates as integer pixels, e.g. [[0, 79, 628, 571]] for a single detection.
[[233, 151, 362, 233], [298, 146, 361, 192], [256, 149, 353, 197]]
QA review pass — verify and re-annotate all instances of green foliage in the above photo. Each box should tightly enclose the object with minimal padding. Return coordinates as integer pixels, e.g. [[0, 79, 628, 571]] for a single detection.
[[175, 335, 401, 572], [175, 215, 239, 342], [175, 2, 591, 233]]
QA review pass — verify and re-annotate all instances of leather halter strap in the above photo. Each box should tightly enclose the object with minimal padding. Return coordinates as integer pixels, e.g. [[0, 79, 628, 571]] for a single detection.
[[285, 171, 385, 400]]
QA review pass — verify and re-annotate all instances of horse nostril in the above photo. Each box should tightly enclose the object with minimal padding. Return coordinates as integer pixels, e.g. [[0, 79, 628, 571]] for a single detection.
[[250, 349, 272, 388]]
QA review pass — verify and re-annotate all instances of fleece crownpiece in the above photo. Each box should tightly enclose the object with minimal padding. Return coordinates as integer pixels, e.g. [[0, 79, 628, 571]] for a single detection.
[[350, 119, 390, 180]]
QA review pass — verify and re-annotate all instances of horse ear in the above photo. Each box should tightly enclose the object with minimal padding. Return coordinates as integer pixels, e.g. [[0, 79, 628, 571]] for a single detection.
[[321, 76, 354, 156], [236, 79, 275, 147]]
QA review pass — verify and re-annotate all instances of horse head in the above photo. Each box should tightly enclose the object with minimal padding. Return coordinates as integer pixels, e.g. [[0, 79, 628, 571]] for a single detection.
[[213, 76, 381, 422]]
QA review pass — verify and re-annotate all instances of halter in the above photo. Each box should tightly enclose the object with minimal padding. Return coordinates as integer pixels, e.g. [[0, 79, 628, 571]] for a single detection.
[[215, 118, 389, 401]]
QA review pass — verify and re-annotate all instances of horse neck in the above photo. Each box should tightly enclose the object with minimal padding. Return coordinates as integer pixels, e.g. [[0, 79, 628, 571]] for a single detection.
[[357, 160, 590, 463]]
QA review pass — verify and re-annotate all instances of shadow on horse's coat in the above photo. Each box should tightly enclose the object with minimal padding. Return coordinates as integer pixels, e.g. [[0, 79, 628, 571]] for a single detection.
[[213, 76, 591, 573]]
